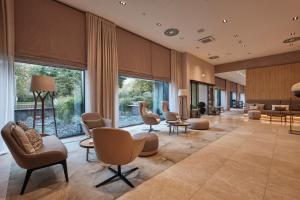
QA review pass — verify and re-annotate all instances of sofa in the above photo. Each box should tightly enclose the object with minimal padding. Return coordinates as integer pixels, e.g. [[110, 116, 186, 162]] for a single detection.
[[244, 100, 300, 116]]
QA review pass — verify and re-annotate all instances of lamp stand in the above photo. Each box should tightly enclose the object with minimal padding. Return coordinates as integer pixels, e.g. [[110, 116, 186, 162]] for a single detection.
[[32, 91, 57, 137]]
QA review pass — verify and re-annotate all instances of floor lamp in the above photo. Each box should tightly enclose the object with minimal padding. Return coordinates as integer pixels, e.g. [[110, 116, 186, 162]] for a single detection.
[[30, 75, 57, 137], [178, 89, 189, 120], [290, 82, 300, 135]]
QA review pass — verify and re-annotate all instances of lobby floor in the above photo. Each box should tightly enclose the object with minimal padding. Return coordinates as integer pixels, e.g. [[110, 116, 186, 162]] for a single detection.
[[118, 114, 300, 200], [1, 112, 300, 200]]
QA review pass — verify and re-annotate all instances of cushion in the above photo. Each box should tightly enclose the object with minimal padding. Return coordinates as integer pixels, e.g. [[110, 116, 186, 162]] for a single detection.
[[25, 129, 43, 151], [256, 104, 265, 110], [84, 119, 104, 129], [272, 105, 289, 111], [16, 121, 30, 131], [275, 106, 286, 111], [250, 105, 258, 110], [11, 125, 35, 154]]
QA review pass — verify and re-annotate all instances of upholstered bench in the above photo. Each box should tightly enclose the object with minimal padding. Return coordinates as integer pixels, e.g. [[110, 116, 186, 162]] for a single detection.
[[135, 133, 159, 157], [248, 110, 261, 120], [186, 118, 210, 130]]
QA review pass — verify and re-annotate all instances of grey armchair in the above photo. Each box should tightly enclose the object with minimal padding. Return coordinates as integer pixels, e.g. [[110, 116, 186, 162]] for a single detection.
[[139, 101, 161, 132], [92, 127, 145, 188], [162, 101, 179, 121], [1, 122, 68, 195], [81, 112, 112, 138]]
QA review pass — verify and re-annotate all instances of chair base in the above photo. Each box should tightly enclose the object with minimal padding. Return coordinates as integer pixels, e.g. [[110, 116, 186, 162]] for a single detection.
[[21, 160, 68, 195], [143, 125, 159, 133], [95, 165, 138, 188]]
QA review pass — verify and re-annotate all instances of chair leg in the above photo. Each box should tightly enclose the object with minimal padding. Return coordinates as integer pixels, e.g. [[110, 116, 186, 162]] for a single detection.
[[96, 165, 138, 188], [21, 169, 33, 195], [61, 160, 69, 182]]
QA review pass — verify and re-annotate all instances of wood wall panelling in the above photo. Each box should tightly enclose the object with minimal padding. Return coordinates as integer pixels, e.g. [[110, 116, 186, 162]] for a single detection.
[[246, 63, 300, 101]]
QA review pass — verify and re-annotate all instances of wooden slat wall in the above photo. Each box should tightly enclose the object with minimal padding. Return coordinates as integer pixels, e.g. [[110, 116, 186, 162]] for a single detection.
[[215, 77, 226, 90], [246, 63, 300, 101]]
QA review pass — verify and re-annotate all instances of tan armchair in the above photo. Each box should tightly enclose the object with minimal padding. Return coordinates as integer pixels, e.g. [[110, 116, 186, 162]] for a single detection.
[[139, 101, 161, 132], [92, 127, 145, 188], [1, 122, 68, 195], [162, 101, 179, 121], [81, 112, 112, 137]]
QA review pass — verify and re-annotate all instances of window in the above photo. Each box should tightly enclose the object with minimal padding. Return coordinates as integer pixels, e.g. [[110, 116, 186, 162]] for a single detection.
[[118, 76, 169, 127], [14, 62, 85, 138]]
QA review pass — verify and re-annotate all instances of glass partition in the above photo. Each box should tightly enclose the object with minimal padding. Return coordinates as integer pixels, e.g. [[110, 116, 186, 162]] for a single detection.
[[118, 76, 169, 127], [14, 62, 84, 138]]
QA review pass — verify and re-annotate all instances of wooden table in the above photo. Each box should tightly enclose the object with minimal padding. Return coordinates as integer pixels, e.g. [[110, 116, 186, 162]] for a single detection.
[[79, 138, 94, 161], [167, 121, 191, 134], [267, 113, 287, 123]]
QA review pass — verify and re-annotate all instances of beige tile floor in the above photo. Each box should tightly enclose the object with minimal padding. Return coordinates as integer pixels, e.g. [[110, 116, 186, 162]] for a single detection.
[[117, 116, 300, 200], [1, 113, 300, 200]]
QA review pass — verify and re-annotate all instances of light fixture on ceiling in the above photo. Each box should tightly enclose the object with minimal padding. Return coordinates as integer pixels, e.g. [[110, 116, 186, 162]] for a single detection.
[[197, 28, 205, 33], [283, 37, 300, 43], [198, 36, 215, 44], [156, 23, 162, 27], [234, 34, 238, 38], [209, 55, 219, 59], [202, 73, 206, 78], [292, 16, 299, 21], [119, 1, 126, 5], [222, 19, 228, 23], [164, 28, 179, 36]]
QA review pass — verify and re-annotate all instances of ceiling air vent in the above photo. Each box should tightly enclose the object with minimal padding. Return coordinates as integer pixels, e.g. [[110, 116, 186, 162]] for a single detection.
[[198, 36, 215, 44]]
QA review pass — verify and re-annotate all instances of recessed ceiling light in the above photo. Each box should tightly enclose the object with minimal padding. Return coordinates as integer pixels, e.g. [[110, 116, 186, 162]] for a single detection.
[[283, 36, 300, 43], [156, 23, 162, 27], [292, 16, 299, 21], [164, 28, 179, 36], [119, 1, 126, 5], [197, 28, 205, 33], [202, 73, 206, 78], [222, 19, 228, 23]]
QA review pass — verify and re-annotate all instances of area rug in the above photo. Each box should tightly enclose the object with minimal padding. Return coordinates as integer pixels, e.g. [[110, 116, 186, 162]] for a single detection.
[[5, 121, 235, 200]]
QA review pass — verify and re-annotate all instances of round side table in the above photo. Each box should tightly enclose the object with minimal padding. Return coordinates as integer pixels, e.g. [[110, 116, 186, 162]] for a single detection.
[[79, 138, 94, 161]]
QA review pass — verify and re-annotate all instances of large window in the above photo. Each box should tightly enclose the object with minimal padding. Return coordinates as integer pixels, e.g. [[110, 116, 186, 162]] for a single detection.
[[118, 76, 169, 127], [15, 62, 84, 138]]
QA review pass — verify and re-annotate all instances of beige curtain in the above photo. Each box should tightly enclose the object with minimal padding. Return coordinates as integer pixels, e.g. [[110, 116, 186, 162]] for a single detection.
[[0, 0, 14, 154], [169, 50, 182, 113], [86, 13, 118, 127]]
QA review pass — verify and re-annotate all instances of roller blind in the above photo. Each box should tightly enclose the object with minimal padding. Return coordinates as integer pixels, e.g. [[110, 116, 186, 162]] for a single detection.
[[151, 43, 171, 81], [117, 27, 171, 81], [14, 0, 86, 69], [117, 27, 152, 79], [215, 77, 226, 90]]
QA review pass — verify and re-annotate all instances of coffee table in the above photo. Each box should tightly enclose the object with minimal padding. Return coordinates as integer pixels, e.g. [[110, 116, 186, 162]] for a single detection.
[[267, 113, 287, 123], [167, 121, 191, 134], [79, 138, 94, 161]]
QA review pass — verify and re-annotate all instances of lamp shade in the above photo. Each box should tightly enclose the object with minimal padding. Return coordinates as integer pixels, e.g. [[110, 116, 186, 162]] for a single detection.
[[178, 89, 189, 97], [30, 75, 56, 92], [291, 82, 300, 97]]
